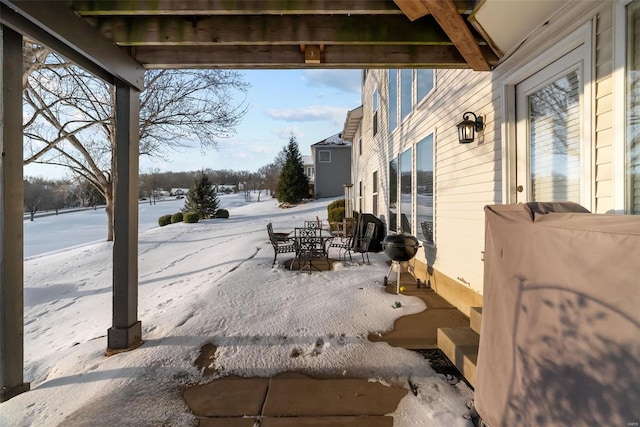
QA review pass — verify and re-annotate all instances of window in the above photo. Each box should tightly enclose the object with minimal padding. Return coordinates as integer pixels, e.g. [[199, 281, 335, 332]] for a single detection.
[[389, 69, 398, 133], [627, 0, 640, 214], [417, 69, 434, 104], [398, 69, 435, 123], [400, 69, 412, 121], [417, 135, 434, 244], [372, 170, 378, 216], [318, 150, 331, 162], [359, 137, 362, 156], [528, 70, 581, 202], [399, 148, 412, 234], [389, 159, 398, 232], [358, 180, 363, 213], [306, 166, 315, 179], [372, 88, 379, 136]]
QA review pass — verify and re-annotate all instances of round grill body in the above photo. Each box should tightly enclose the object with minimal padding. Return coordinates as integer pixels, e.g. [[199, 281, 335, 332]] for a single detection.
[[382, 234, 420, 262]]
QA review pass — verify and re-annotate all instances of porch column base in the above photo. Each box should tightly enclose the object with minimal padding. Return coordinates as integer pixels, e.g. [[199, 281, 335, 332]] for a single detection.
[[1, 382, 30, 402], [107, 321, 142, 355]]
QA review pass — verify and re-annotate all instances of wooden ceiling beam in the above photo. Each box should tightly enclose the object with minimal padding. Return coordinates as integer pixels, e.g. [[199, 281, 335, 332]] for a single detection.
[[69, 0, 405, 16], [91, 15, 452, 46], [393, 0, 430, 21], [423, 0, 490, 71], [132, 44, 498, 69]]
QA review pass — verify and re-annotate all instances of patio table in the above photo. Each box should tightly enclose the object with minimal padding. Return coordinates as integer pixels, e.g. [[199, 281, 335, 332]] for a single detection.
[[292, 227, 333, 273]]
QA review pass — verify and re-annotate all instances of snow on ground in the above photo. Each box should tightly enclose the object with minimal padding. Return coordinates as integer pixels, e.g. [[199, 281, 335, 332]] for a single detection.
[[3, 193, 473, 426]]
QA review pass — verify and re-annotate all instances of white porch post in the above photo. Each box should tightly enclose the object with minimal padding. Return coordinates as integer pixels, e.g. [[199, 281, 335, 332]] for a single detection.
[[0, 24, 30, 401], [107, 81, 142, 352]]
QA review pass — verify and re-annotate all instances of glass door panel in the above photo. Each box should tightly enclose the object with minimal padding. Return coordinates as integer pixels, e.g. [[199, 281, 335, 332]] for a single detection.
[[516, 48, 583, 204]]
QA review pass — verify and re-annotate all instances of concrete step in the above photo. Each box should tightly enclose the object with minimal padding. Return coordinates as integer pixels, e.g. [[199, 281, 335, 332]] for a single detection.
[[470, 306, 482, 335], [437, 326, 480, 388]]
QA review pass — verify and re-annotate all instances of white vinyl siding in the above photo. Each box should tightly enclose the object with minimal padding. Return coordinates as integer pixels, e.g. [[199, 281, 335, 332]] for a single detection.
[[353, 3, 614, 298], [595, 6, 615, 213], [627, 0, 640, 213]]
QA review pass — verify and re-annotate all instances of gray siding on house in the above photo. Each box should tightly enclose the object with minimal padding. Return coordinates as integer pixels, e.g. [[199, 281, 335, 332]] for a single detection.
[[314, 145, 352, 198]]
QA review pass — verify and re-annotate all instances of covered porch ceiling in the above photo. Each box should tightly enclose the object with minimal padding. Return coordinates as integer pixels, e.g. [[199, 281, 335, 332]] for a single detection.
[[4, 0, 500, 72]]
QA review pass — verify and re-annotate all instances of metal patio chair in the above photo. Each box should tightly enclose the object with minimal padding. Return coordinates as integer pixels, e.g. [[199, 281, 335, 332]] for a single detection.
[[267, 223, 295, 268]]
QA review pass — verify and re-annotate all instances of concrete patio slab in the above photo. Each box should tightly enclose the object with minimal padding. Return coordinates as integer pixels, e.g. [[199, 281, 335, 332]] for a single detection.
[[262, 372, 407, 417], [183, 372, 407, 426], [260, 416, 393, 426], [368, 284, 469, 349], [197, 417, 258, 427], [182, 376, 269, 417]]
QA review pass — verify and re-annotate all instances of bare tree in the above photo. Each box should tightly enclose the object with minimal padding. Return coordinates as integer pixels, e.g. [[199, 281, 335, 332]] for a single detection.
[[22, 42, 248, 240], [258, 146, 288, 196]]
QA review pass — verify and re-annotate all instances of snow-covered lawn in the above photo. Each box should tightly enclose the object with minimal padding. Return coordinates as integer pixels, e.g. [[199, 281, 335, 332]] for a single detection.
[[3, 194, 473, 426]]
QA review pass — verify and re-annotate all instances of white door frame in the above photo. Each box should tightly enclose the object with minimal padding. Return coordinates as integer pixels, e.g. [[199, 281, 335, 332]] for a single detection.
[[613, 0, 635, 213], [515, 46, 586, 203], [501, 22, 593, 208]]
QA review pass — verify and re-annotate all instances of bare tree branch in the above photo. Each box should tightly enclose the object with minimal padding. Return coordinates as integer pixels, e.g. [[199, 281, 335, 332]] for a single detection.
[[22, 43, 248, 240]]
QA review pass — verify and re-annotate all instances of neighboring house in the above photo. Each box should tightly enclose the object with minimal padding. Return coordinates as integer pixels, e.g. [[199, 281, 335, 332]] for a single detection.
[[311, 133, 352, 199], [346, 0, 639, 316]]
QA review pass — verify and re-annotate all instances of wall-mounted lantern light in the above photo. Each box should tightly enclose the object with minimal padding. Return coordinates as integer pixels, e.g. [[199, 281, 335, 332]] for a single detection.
[[456, 111, 484, 144]]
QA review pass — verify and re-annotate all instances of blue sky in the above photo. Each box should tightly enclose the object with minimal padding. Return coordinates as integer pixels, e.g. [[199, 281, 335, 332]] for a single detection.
[[24, 69, 362, 179]]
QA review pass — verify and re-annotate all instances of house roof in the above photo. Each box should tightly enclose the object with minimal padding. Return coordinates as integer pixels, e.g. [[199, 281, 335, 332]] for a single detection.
[[341, 106, 363, 142], [311, 132, 351, 148]]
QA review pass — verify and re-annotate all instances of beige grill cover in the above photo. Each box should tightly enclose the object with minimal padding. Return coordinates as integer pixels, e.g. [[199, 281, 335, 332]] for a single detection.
[[476, 203, 640, 426]]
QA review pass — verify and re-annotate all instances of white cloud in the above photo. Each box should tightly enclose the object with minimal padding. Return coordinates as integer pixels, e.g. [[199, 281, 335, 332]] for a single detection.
[[265, 105, 347, 125], [271, 126, 305, 141], [303, 69, 362, 94]]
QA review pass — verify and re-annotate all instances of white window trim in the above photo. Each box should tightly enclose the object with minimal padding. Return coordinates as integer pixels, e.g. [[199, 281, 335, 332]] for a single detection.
[[318, 150, 331, 163], [501, 22, 593, 208], [614, 0, 634, 213]]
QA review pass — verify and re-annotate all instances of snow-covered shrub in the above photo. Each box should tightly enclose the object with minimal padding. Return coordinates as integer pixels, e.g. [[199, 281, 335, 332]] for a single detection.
[[215, 209, 229, 219]]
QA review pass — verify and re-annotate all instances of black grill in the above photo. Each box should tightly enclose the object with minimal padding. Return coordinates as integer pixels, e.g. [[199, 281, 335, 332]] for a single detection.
[[382, 234, 421, 293], [382, 234, 419, 262]]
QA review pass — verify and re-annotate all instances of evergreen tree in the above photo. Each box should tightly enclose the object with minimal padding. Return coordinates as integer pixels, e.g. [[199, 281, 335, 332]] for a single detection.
[[183, 172, 219, 219], [276, 135, 310, 204]]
